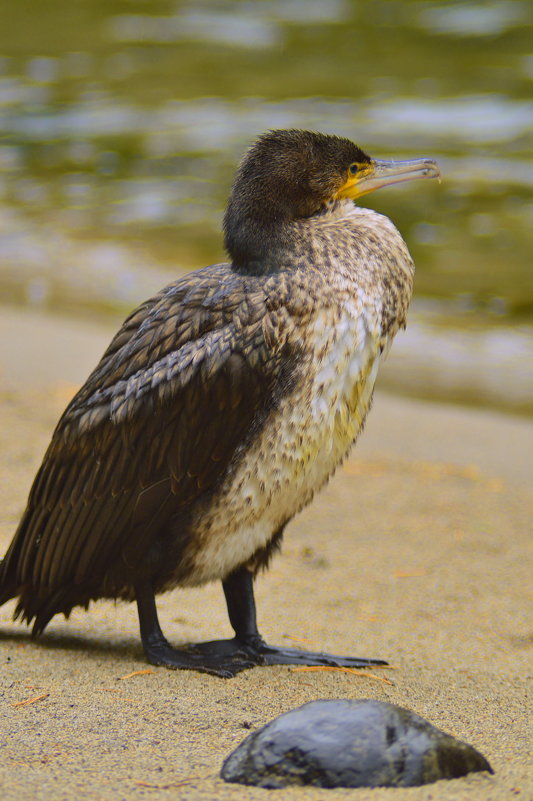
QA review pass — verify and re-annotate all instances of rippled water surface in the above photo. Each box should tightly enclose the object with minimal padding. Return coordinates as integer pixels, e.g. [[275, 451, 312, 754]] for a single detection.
[[0, 2, 531, 356]]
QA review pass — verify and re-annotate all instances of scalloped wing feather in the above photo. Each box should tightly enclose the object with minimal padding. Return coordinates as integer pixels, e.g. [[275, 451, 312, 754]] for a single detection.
[[0, 266, 293, 629]]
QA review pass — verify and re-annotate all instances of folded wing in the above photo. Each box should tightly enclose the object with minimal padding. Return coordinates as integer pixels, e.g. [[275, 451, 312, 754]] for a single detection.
[[0, 265, 295, 631]]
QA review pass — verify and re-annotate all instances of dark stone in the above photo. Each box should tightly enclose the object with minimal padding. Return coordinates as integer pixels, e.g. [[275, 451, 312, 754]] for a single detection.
[[221, 699, 493, 789]]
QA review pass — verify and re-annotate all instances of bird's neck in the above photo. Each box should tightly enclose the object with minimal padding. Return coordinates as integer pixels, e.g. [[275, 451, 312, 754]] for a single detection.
[[223, 203, 337, 275], [224, 219, 292, 274]]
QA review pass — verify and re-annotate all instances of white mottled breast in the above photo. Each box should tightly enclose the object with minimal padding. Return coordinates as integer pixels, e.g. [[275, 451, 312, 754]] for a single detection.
[[184, 298, 383, 585]]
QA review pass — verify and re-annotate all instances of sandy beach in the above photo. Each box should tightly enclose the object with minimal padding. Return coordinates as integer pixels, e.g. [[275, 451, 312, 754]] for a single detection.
[[0, 307, 531, 801]]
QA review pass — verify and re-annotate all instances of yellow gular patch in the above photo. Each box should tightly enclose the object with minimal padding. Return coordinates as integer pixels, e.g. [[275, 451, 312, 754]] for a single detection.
[[336, 164, 374, 200]]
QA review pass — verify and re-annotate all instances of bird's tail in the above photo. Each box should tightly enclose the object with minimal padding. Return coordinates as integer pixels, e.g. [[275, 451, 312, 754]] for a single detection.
[[0, 509, 49, 632], [0, 524, 23, 608], [0, 559, 16, 607], [0, 508, 97, 636]]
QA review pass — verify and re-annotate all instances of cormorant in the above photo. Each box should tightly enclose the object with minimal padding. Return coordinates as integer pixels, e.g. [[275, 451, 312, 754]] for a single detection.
[[0, 130, 440, 677]]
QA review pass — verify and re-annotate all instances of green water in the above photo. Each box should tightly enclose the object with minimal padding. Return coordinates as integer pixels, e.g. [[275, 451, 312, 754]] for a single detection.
[[0, 0, 531, 319]]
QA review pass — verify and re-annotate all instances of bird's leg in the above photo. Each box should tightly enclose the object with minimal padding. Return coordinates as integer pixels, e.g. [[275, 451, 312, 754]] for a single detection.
[[223, 566, 263, 649], [134, 579, 255, 677], [220, 566, 388, 669]]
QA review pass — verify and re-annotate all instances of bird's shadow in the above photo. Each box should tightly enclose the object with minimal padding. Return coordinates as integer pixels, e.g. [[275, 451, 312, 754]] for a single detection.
[[0, 625, 146, 664]]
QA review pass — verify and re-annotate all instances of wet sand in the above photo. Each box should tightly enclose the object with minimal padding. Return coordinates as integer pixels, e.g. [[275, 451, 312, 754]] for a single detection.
[[0, 307, 531, 800]]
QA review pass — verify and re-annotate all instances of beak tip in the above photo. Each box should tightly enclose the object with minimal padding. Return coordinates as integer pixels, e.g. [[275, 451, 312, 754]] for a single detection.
[[424, 159, 442, 183]]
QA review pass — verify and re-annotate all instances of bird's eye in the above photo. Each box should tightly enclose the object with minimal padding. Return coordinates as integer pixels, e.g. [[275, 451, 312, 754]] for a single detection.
[[348, 163, 359, 176]]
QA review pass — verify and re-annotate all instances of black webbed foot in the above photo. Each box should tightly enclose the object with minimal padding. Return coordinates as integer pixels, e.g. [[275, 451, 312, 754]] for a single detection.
[[251, 640, 388, 669], [145, 634, 386, 678], [180, 635, 387, 676], [220, 568, 388, 673], [144, 635, 257, 678]]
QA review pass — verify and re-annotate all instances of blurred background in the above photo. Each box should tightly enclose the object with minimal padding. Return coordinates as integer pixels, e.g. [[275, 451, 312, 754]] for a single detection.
[[0, 0, 531, 413]]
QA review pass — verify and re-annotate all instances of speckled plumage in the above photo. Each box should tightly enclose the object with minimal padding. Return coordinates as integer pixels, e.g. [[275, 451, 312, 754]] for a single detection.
[[185, 203, 413, 585], [0, 130, 437, 670]]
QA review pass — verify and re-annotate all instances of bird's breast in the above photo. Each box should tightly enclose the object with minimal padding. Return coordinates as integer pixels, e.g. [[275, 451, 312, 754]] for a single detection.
[[181, 300, 382, 586]]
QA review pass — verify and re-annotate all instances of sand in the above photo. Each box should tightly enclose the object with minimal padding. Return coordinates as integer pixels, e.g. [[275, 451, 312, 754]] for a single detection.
[[0, 307, 531, 801]]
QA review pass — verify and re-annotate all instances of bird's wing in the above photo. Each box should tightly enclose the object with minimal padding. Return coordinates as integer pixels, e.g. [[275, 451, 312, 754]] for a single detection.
[[1, 265, 297, 625]]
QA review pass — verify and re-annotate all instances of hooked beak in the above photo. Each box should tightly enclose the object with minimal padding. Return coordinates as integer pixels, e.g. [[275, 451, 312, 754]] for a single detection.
[[337, 157, 442, 200]]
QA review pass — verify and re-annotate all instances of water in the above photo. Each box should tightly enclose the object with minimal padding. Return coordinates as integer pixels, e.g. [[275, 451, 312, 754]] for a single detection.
[[0, 0, 531, 409]]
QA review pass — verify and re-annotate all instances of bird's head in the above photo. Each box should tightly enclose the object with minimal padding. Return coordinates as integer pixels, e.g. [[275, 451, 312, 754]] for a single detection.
[[223, 129, 440, 269]]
